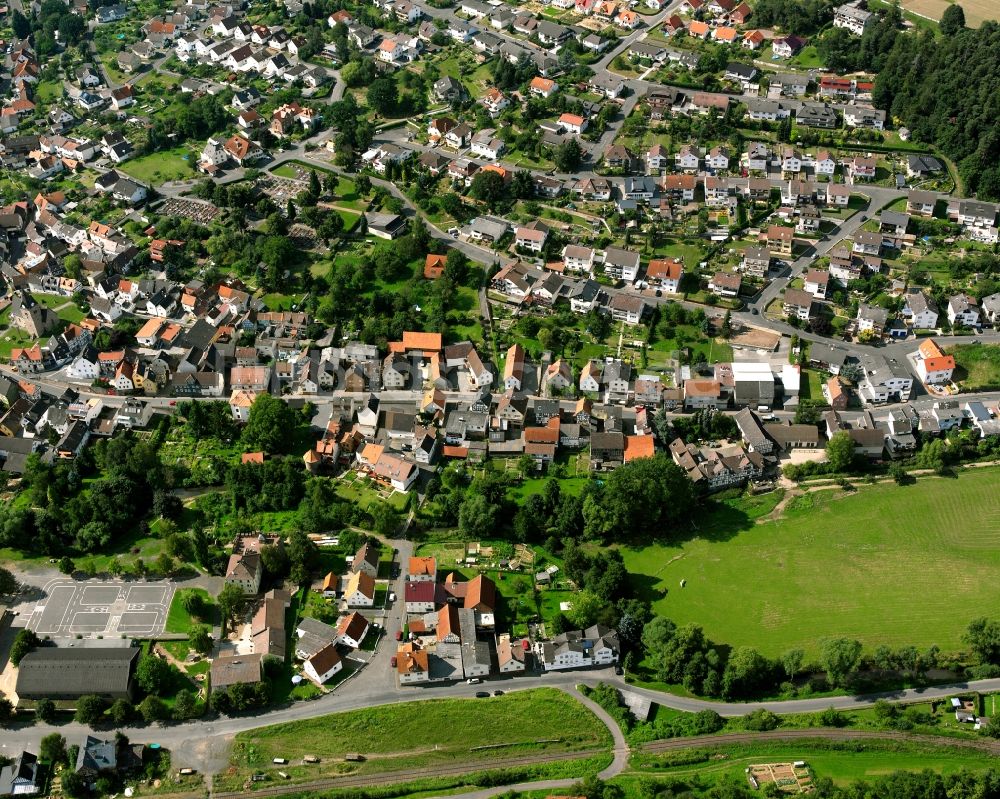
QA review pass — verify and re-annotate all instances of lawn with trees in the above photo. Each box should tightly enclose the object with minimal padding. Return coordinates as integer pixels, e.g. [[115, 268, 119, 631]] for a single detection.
[[623, 467, 1000, 659]]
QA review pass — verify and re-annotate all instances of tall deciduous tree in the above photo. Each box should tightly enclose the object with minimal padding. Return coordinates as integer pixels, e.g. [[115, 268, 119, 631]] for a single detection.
[[241, 394, 297, 454]]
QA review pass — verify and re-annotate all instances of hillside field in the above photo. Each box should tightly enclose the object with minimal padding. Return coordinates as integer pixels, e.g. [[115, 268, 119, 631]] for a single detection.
[[622, 468, 1000, 657], [901, 0, 996, 27]]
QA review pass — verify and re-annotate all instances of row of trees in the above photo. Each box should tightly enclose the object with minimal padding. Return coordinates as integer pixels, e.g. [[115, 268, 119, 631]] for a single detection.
[[575, 768, 1000, 799], [639, 615, 1000, 701]]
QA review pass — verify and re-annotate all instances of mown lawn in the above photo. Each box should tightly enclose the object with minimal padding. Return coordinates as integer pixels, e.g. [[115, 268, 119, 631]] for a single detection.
[[622, 468, 1000, 656], [121, 145, 197, 185], [165, 587, 218, 634]]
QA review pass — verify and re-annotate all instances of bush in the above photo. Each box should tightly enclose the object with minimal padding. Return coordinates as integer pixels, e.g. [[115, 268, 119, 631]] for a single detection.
[[742, 709, 780, 731], [690, 709, 724, 735], [818, 706, 848, 727]]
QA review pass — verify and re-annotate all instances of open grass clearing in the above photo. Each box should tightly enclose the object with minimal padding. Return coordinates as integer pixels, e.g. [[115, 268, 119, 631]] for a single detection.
[[622, 468, 1000, 657], [121, 145, 197, 185], [948, 343, 1000, 392], [227, 689, 611, 783]]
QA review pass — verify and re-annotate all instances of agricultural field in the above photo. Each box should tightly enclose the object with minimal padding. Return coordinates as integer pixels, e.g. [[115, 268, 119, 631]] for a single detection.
[[897, 0, 995, 27], [622, 468, 1000, 656], [222, 689, 611, 787]]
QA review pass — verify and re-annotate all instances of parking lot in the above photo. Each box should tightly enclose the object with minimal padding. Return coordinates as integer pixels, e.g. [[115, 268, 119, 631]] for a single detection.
[[26, 579, 175, 639]]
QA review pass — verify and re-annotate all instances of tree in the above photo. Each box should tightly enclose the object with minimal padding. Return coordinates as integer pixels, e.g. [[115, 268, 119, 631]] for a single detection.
[[40, 733, 66, 765], [722, 647, 773, 698], [965, 617, 1000, 665], [136, 654, 173, 695], [36, 698, 57, 723], [241, 393, 298, 454], [356, 175, 372, 196], [109, 699, 135, 726], [0, 693, 11, 724], [469, 170, 507, 210], [11, 9, 29, 38], [820, 637, 862, 687], [58, 556, 75, 575], [458, 493, 498, 538], [582, 455, 697, 543], [367, 78, 398, 116], [780, 648, 804, 679], [62, 772, 86, 799], [260, 236, 296, 283], [826, 431, 855, 472], [189, 625, 214, 656], [138, 695, 169, 723], [565, 590, 603, 628], [218, 582, 245, 628], [75, 695, 106, 725], [152, 490, 183, 520], [10, 629, 39, 666], [553, 137, 583, 173], [939, 3, 965, 35], [179, 589, 207, 619], [173, 689, 199, 721], [0, 566, 15, 594], [371, 504, 401, 537]]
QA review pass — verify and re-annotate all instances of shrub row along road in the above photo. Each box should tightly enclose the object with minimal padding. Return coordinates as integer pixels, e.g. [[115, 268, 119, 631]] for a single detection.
[[639, 727, 1000, 756]]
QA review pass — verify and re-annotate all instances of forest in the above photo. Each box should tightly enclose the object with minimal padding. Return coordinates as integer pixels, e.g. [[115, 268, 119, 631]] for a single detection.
[[815, 5, 1000, 200], [873, 16, 1000, 200]]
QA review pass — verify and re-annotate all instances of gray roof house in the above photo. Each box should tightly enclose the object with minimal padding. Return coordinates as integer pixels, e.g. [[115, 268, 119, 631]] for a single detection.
[[15, 647, 139, 700]]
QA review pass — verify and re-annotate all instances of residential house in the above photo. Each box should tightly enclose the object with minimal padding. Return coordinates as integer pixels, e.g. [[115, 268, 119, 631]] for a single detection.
[[783, 288, 815, 321], [915, 338, 955, 384], [947, 294, 980, 328], [304, 644, 342, 684], [834, 2, 873, 35], [609, 294, 645, 325], [856, 303, 888, 337], [709, 272, 741, 298], [344, 570, 376, 607]]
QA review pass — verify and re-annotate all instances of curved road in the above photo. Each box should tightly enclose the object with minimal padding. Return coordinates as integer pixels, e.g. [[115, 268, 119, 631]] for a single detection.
[[8, 670, 1000, 765]]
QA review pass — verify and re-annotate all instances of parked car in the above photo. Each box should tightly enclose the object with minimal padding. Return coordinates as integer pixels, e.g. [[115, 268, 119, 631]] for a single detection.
[[466, 677, 481, 684], [475, 691, 490, 698], [390, 655, 397, 667], [493, 690, 504, 696]]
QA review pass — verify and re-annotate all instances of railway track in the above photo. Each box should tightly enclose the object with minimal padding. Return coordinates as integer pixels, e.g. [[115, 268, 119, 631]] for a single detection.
[[211, 746, 608, 799]]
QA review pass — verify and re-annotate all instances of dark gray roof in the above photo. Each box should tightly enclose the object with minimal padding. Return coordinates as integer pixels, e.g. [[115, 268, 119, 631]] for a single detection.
[[0, 750, 39, 796], [15, 647, 138, 699]]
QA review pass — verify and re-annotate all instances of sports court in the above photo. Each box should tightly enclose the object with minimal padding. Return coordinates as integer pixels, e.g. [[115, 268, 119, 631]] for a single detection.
[[28, 580, 175, 638]]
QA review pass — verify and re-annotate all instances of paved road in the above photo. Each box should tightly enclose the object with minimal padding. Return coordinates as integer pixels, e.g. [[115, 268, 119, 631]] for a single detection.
[[9, 667, 1000, 771]]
